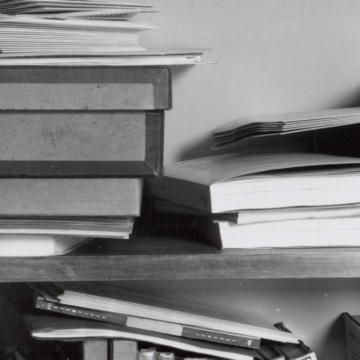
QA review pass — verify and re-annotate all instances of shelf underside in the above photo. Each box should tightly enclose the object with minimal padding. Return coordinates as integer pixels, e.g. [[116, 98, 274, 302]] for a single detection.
[[0, 230, 359, 282]]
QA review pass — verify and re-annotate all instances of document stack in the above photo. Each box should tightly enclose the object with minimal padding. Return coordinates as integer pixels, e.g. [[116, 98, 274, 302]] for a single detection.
[[21, 282, 317, 360], [0, 1, 209, 66], [146, 150, 360, 249], [212, 107, 360, 149], [0, 65, 171, 256]]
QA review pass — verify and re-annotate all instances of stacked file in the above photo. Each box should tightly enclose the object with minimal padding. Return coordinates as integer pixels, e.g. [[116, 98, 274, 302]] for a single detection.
[[23, 282, 317, 360], [146, 151, 360, 249], [212, 107, 360, 148], [0, 66, 171, 256]]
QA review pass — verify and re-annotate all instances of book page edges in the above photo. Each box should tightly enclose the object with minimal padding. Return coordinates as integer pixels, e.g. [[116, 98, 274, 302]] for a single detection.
[[162, 153, 360, 186], [213, 107, 360, 134]]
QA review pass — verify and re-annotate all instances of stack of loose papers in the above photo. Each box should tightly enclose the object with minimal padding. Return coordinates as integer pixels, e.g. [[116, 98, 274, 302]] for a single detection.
[[0, 0, 158, 16], [212, 107, 360, 148], [0, 14, 154, 53], [0, 1, 157, 54], [147, 152, 360, 249], [0, 0, 211, 66]]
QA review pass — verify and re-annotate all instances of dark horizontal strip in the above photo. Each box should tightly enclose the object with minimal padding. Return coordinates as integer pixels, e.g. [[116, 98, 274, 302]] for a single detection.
[[0, 161, 158, 177], [0, 66, 170, 84]]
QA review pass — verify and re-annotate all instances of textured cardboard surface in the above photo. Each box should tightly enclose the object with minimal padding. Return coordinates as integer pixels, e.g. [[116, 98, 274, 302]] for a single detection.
[[0, 111, 164, 177], [0, 111, 146, 161], [0, 178, 142, 216], [0, 66, 171, 110]]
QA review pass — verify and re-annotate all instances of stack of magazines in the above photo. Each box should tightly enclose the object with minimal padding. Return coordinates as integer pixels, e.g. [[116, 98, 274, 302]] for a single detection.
[[212, 107, 360, 149], [0, 1, 157, 53], [0, 0, 209, 65]]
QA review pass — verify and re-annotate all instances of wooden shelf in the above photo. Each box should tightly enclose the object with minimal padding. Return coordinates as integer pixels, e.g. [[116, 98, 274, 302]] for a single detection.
[[1, 229, 360, 282]]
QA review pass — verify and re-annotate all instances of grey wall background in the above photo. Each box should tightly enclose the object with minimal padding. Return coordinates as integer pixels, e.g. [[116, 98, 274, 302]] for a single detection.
[[135, 1, 360, 359], [138, 0, 360, 163]]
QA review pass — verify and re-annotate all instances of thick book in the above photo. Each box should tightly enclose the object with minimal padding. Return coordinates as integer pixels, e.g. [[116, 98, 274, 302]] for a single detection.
[[23, 315, 258, 360], [33, 295, 261, 349], [0, 178, 142, 217], [194, 216, 360, 249], [146, 152, 360, 213], [0, 235, 92, 256], [153, 198, 360, 225], [0, 66, 171, 110], [0, 111, 163, 177], [30, 282, 304, 344], [344, 312, 360, 360], [212, 107, 360, 148]]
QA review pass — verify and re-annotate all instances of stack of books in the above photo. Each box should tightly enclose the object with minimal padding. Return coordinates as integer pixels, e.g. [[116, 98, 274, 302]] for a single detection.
[[146, 150, 360, 249], [0, 65, 171, 256], [0, 0, 210, 66], [22, 282, 317, 360]]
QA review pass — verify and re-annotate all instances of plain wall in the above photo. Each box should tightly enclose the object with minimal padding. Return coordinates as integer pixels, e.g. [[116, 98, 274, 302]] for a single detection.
[[137, 0, 360, 163], [135, 1, 360, 359]]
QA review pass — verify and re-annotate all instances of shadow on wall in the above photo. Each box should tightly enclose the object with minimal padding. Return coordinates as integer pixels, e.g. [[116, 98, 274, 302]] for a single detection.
[[169, 66, 214, 161], [174, 91, 360, 161], [178, 136, 212, 161]]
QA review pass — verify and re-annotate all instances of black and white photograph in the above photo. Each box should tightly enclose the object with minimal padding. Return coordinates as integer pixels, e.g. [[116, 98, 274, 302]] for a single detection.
[[0, 1, 360, 360]]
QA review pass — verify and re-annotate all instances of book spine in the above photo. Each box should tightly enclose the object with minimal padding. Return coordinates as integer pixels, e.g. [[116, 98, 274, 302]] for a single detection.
[[58, 282, 303, 343], [35, 298, 127, 325], [181, 326, 260, 349], [35, 297, 260, 349]]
